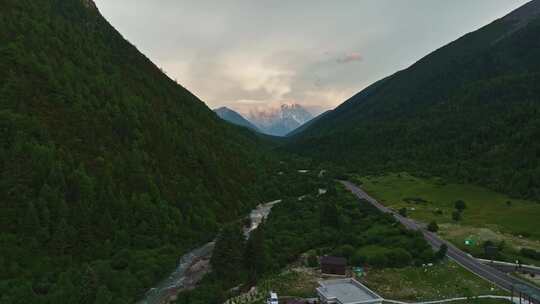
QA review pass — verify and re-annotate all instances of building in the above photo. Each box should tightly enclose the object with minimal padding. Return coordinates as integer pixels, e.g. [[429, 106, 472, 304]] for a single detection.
[[317, 278, 384, 304], [321, 256, 347, 276], [267, 291, 278, 304]]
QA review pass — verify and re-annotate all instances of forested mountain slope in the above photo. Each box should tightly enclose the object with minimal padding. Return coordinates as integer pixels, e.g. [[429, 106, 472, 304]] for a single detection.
[[288, 0, 540, 200], [0, 0, 279, 302]]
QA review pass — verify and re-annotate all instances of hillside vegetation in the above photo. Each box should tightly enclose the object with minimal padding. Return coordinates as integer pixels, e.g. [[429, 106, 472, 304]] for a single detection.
[[0, 0, 282, 302], [176, 183, 441, 303], [288, 1, 540, 201]]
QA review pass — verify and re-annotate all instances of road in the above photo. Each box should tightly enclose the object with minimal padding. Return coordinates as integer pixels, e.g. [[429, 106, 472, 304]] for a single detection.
[[341, 181, 540, 303], [477, 259, 540, 277]]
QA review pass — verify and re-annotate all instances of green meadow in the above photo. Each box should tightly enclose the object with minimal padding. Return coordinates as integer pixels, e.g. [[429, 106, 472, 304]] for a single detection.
[[361, 260, 504, 301], [355, 173, 540, 239], [247, 261, 504, 303], [354, 173, 540, 260]]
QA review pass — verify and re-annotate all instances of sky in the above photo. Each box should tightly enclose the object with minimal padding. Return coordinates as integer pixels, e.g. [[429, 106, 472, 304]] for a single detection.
[[94, 0, 529, 116]]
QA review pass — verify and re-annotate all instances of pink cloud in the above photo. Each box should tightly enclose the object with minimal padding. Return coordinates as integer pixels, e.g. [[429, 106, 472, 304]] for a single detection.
[[337, 52, 363, 63]]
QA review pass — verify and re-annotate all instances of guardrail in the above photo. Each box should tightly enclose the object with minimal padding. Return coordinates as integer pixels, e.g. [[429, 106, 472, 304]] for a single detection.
[[477, 259, 540, 272], [384, 295, 526, 304]]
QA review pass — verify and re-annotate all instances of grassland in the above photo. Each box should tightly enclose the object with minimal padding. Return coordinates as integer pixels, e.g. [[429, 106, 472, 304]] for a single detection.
[[246, 261, 507, 303], [235, 267, 320, 304], [360, 260, 505, 301], [258, 267, 320, 299], [443, 299, 510, 304], [354, 173, 540, 260]]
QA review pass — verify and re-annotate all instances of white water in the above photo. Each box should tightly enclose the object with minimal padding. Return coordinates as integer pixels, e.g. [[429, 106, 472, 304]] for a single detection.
[[137, 199, 281, 304], [244, 200, 281, 238]]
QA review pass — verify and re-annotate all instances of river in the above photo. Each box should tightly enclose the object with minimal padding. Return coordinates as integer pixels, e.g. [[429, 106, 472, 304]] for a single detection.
[[137, 199, 282, 304]]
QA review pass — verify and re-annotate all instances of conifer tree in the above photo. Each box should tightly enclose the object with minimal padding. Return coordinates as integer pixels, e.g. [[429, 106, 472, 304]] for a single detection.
[[245, 222, 269, 283], [51, 219, 69, 255], [22, 202, 40, 236], [211, 223, 246, 283], [94, 285, 113, 304]]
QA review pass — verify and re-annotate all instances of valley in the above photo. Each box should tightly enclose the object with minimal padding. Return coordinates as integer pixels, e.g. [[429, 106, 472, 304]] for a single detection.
[[1, 1, 539, 304], [190, 177, 535, 304]]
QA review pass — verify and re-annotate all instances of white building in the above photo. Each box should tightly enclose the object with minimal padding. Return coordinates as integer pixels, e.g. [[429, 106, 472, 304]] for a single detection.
[[267, 291, 278, 304], [317, 278, 383, 304]]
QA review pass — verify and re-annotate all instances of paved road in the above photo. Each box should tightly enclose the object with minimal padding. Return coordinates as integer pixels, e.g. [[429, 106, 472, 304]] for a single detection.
[[385, 295, 533, 304], [341, 181, 540, 302], [478, 259, 540, 276]]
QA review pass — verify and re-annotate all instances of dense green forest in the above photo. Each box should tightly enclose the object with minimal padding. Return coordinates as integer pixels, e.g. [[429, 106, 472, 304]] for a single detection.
[[287, 1, 540, 200], [3, 0, 538, 303], [176, 182, 442, 303], [0, 0, 292, 303]]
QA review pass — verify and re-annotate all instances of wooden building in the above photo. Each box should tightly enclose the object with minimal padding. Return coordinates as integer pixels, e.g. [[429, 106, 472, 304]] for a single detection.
[[320, 256, 347, 276]]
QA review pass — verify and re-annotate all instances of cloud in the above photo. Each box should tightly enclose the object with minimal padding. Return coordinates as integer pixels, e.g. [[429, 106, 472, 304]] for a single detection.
[[94, 0, 530, 115], [337, 52, 363, 64], [236, 99, 267, 104]]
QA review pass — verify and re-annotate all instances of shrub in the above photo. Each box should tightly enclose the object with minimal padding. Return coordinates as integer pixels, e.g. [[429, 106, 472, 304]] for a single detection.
[[111, 249, 130, 270], [387, 249, 412, 267], [436, 244, 448, 260], [521, 248, 540, 261], [352, 245, 414, 268], [368, 254, 389, 268], [427, 221, 439, 232], [352, 246, 389, 267], [399, 208, 408, 217], [454, 200, 466, 212], [419, 248, 435, 262], [350, 251, 365, 266], [341, 245, 355, 260], [452, 211, 461, 221], [307, 254, 319, 267]]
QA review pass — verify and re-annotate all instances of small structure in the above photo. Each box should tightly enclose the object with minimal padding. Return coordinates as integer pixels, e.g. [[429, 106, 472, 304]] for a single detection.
[[267, 291, 278, 304], [317, 278, 383, 304], [484, 245, 499, 258], [464, 235, 476, 246], [352, 267, 364, 278], [321, 256, 347, 276]]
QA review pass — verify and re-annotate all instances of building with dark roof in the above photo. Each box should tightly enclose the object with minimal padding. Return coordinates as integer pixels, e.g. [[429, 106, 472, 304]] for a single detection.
[[321, 256, 347, 276]]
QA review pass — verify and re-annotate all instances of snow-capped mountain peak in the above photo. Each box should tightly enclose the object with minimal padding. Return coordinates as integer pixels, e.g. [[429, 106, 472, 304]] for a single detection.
[[247, 104, 314, 136]]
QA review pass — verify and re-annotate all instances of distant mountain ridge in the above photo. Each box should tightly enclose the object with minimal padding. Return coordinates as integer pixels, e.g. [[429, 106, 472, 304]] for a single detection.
[[288, 0, 540, 200], [286, 110, 331, 137], [214, 107, 260, 132], [248, 104, 314, 136], [503, 0, 540, 24]]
